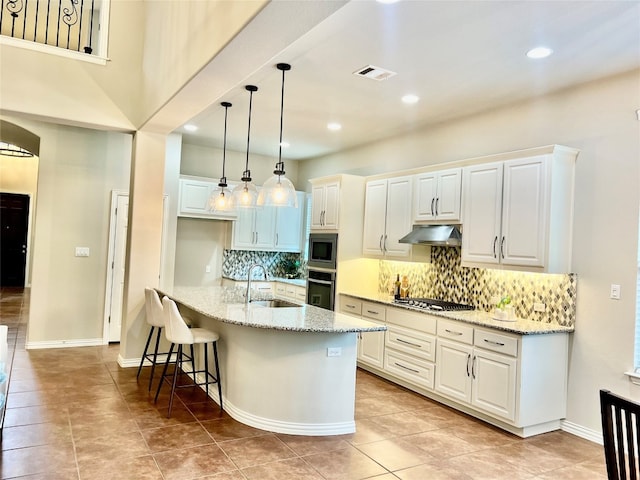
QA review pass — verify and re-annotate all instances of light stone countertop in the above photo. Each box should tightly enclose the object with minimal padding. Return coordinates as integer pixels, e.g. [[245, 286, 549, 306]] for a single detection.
[[222, 276, 307, 287], [342, 292, 574, 335], [156, 286, 386, 333]]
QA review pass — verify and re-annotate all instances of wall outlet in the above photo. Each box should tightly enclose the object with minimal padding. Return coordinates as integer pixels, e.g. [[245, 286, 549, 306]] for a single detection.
[[533, 302, 546, 313], [327, 347, 342, 357], [75, 247, 90, 257], [205, 265, 211, 273]]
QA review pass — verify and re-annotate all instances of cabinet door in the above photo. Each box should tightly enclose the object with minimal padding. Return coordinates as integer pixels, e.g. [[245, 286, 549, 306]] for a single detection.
[[253, 206, 276, 250], [274, 193, 304, 252], [359, 322, 385, 369], [472, 349, 517, 421], [461, 162, 503, 264], [323, 182, 340, 229], [435, 339, 472, 403], [311, 185, 325, 229], [232, 208, 257, 249], [384, 176, 412, 257], [414, 173, 437, 221], [179, 179, 214, 216], [362, 179, 388, 256], [435, 168, 462, 221], [500, 156, 548, 267]]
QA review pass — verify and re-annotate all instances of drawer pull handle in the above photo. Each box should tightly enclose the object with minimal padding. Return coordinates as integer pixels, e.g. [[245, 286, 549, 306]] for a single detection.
[[367, 310, 379, 315], [396, 338, 422, 348], [346, 305, 356, 309], [394, 362, 420, 374], [483, 339, 505, 347], [445, 329, 463, 336]]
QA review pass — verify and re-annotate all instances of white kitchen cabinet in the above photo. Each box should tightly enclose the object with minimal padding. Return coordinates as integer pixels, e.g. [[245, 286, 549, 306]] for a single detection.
[[414, 168, 462, 222], [274, 192, 305, 252], [275, 281, 306, 303], [341, 296, 386, 369], [231, 206, 276, 250], [178, 176, 237, 220], [362, 176, 412, 257], [461, 146, 578, 273], [311, 180, 340, 230]]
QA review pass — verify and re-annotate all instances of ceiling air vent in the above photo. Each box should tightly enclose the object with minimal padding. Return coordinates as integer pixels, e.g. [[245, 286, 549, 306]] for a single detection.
[[353, 65, 397, 81]]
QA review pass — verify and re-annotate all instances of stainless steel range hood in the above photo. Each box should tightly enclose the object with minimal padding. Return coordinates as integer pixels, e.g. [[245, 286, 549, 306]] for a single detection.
[[398, 225, 462, 247]]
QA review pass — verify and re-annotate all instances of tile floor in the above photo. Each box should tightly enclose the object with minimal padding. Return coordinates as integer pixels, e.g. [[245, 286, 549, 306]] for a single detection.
[[1, 287, 607, 479]]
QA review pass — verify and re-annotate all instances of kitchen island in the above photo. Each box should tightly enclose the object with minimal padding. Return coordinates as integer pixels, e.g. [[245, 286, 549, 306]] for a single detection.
[[155, 286, 386, 436]]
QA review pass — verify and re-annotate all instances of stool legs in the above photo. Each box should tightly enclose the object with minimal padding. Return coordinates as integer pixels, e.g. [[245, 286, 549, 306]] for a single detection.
[[136, 326, 155, 380], [168, 344, 182, 418], [213, 342, 223, 411], [148, 327, 163, 391]]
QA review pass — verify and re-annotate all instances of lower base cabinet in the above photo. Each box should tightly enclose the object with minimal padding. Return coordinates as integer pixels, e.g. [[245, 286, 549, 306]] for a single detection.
[[340, 294, 569, 438]]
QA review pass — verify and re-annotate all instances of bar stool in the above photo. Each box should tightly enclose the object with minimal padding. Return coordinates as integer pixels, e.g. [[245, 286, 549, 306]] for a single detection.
[[137, 288, 174, 391], [154, 296, 223, 417]]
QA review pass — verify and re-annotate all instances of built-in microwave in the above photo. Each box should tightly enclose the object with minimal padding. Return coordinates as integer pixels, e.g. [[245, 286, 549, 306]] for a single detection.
[[307, 233, 338, 270]]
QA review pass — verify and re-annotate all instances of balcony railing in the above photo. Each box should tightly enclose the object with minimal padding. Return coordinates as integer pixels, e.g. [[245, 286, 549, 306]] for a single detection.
[[1, 0, 105, 56]]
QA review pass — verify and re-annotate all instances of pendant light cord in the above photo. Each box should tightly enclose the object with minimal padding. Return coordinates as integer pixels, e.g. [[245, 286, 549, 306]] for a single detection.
[[243, 85, 258, 182], [275, 63, 291, 175], [219, 101, 231, 186]]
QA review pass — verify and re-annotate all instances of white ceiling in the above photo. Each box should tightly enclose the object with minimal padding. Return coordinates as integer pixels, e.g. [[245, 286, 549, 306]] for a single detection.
[[176, 0, 640, 162]]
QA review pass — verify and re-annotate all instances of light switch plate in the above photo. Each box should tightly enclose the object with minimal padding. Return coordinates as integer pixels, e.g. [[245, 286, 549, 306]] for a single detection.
[[75, 247, 90, 257], [610, 284, 621, 300], [327, 347, 342, 357]]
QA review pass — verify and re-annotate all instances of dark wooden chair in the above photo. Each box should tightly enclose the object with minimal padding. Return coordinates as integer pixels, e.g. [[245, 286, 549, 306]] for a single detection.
[[601, 389, 640, 479]]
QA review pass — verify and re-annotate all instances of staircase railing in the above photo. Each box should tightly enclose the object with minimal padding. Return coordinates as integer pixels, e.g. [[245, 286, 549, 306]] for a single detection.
[[1, 0, 104, 55]]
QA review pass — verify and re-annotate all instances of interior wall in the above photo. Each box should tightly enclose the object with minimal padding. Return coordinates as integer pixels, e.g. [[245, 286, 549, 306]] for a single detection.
[[298, 69, 640, 436], [0, 116, 133, 345]]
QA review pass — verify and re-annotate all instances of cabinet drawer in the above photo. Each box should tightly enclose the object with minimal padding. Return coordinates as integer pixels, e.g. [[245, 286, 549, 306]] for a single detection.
[[362, 302, 386, 321], [285, 285, 297, 297], [386, 325, 436, 362], [275, 283, 286, 295], [294, 287, 306, 302], [385, 349, 435, 390], [341, 297, 363, 316], [386, 307, 436, 335], [438, 319, 473, 344], [474, 328, 518, 357]]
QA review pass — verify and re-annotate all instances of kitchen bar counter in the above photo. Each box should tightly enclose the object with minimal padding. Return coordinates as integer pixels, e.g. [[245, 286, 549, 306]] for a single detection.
[[154, 286, 386, 436], [342, 292, 574, 335]]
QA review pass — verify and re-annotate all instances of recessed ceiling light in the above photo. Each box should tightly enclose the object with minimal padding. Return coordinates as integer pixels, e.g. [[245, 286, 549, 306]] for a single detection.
[[402, 94, 419, 105], [184, 124, 198, 132], [327, 123, 342, 131], [526, 46, 553, 59]]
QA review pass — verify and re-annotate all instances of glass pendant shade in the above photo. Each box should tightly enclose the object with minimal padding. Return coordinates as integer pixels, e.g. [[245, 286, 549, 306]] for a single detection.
[[258, 63, 297, 208], [208, 101, 235, 213], [232, 85, 259, 208]]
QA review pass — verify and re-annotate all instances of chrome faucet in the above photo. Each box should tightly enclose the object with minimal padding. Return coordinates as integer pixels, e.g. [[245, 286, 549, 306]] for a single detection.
[[246, 264, 268, 304]]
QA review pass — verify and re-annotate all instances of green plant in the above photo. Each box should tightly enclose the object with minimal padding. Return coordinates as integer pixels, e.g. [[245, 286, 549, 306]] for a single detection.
[[496, 295, 511, 309], [282, 259, 301, 277]]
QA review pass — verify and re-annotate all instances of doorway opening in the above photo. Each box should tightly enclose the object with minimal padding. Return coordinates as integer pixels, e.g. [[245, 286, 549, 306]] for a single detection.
[[0, 193, 30, 287]]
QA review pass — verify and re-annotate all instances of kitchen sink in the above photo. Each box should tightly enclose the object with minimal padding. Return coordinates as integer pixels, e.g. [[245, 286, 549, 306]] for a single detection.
[[250, 299, 302, 308]]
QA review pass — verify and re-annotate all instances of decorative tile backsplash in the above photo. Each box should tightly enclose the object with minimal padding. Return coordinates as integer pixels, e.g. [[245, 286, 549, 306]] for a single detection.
[[380, 247, 576, 326], [223, 250, 304, 280]]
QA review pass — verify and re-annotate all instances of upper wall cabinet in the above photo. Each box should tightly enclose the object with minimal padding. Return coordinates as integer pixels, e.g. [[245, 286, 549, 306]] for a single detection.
[[311, 180, 340, 230], [461, 146, 578, 273], [414, 168, 462, 223], [362, 176, 413, 258], [230, 192, 305, 252], [178, 176, 237, 220]]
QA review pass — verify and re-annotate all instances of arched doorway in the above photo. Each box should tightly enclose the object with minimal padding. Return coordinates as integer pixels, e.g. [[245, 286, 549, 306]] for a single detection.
[[0, 120, 40, 288]]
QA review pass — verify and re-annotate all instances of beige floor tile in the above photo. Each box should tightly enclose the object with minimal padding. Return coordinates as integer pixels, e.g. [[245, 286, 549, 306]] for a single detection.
[[366, 410, 442, 437], [74, 429, 151, 464], [525, 431, 605, 463], [0, 442, 77, 478], [141, 422, 214, 453], [77, 454, 163, 480], [442, 450, 536, 479], [70, 410, 140, 440], [3, 404, 69, 427], [218, 434, 297, 468], [484, 441, 575, 475], [348, 417, 396, 445], [242, 457, 325, 479], [535, 462, 609, 479], [131, 402, 198, 430], [356, 437, 435, 471], [153, 444, 238, 480], [355, 395, 409, 419], [276, 432, 353, 455], [401, 428, 481, 459], [186, 400, 226, 421], [201, 417, 267, 442], [1, 421, 72, 450], [303, 445, 388, 479], [395, 462, 473, 480]]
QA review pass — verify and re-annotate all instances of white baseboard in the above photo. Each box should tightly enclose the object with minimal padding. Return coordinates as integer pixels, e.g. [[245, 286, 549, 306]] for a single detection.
[[26, 338, 103, 350], [561, 419, 603, 445]]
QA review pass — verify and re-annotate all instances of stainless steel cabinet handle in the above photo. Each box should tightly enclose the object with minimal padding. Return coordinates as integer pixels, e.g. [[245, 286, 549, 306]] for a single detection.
[[466, 353, 471, 376], [366, 310, 379, 315], [500, 236, 505, 259], [396, 338, 422, 348], [430, 197, 435, 216], [379, 235, 383, 252], [445, 329, 463, 336], [383, 234, 388, 252], [472, 355, 477, 379], [435, 197, 439, 216], [493, 236, 498, 258], [275, 233, 279, 245], [395, 362, 420, 374], [255, 232, 259, 244], [309, 278, 333, 286], [346, 304, 356, 309], [483, 339, 505, 347]]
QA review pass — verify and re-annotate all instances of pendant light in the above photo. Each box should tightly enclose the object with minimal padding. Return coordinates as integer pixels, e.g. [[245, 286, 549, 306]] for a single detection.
[[231, 85, 259, 208], [208, 101, 234, 213], [257, 63, 298, 208]]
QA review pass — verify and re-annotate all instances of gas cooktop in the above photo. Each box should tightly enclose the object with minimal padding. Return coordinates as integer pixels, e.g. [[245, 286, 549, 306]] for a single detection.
[[393, 298, 474, 312]]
